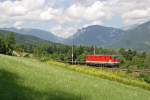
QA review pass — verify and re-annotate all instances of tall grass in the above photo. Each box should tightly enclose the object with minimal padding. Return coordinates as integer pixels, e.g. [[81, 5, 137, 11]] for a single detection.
[[1, 55, 150, 100], [48, 61, 150, 90]]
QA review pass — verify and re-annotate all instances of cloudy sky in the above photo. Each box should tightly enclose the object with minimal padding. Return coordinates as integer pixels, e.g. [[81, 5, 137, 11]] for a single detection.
[[0, 0, 150, 38]]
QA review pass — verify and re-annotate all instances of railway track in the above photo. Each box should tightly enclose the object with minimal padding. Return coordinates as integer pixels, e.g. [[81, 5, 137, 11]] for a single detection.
[[96, 67, 150, 73], [57, 60, 150, 73]]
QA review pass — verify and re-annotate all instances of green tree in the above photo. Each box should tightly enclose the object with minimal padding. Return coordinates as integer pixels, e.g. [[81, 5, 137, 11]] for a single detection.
[[5, 32, 16, 55], [0, 33, 6, 54], [120, 49, 136, 61], [14, 45, 25, 54], [132, 56, 145, 69], [144, 55, 150, 68], [33, 44, 50, 59]]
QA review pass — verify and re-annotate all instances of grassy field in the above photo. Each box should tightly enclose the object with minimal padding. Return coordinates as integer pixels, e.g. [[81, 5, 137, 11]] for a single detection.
[[0, 55, 150, 100], [48, 61, 150, 90]]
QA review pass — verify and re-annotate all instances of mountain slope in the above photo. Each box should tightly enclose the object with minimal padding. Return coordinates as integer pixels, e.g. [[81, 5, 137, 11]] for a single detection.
[[1, 28, 63, 43], [112, 21, 150, 51], [0, 54, 150, 100], [0, 29, 57, 47], [65, 21, 150, 51], [64, 25, 125, 47], [1, 20, 150, 51]]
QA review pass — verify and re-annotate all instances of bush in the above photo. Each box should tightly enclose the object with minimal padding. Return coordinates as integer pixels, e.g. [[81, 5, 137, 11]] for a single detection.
[[39, 56, 51, 62], [140, 74, 150, 83]]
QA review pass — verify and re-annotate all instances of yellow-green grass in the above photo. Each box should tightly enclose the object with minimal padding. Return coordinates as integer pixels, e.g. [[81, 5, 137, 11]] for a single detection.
[[0, 54, 150, 100], [48, 61, 150, 90]]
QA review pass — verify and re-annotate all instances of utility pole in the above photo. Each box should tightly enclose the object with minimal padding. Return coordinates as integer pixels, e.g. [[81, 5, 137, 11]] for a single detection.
[[93, 45, 96, 55], [72, 40, 74, 64]]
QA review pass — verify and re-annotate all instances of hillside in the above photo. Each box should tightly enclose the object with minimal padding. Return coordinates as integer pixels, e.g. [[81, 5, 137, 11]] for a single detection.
[[0, 29, 60, 47], [112, 21, 150, 51], [64, 21, 150, 51], [0, 54, 150, 100], [64, 25, 125, 47], [1, 20, 150, 51], [1, 28, 63, 43]]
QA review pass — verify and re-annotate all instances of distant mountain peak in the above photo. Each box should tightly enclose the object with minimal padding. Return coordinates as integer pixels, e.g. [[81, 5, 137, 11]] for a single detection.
[[64, 25, 125, 46], [112, 20, 150, 51]]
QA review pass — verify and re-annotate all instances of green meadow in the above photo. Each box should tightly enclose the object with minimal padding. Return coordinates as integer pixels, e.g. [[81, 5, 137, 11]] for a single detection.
[[0, 54, 150, 100]]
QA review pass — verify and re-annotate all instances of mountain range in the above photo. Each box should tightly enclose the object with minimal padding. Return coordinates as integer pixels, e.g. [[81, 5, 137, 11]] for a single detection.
[[64, 25, 125, 47], [112, 21, 150, 51], [1, 28, 63, 43], [0, 20, 150, 51], [0, 29, 58, 48], [64, 21, 150, 51]]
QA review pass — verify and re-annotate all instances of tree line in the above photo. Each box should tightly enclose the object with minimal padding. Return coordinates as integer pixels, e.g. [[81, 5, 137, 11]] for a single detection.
[[33, 43, 150, 69], [0, 32, 16, 55]]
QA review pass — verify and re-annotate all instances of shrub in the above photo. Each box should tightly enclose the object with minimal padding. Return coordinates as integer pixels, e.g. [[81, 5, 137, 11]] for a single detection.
[[139, 74, 150, 83]]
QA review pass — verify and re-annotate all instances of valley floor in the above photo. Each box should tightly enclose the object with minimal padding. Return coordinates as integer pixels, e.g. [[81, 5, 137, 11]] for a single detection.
[[0, 54, 150, 100]]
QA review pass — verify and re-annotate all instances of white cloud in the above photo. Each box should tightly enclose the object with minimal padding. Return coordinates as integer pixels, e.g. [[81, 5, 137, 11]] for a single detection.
[[13, 21, 24, 29], [66, 4, 84, 20], [21, 0, 46, 11], [56, 0, 113, 37], [50, 25, 76, 38], [113, 0, 150, 25], [40, 8, 58, 21], [66, 1, 112, 21], [0, 0, 150, 38], [122, 9, 150, 25], [85, 1, 112, 21], [0, 1, 26, 16]]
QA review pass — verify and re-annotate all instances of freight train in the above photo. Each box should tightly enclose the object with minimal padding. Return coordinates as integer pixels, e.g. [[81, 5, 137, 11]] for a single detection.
[[85, 55, 121, 67]]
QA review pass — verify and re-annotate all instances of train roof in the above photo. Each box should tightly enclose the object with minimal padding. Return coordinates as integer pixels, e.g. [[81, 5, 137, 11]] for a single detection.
[[86, 55, 120, 56]]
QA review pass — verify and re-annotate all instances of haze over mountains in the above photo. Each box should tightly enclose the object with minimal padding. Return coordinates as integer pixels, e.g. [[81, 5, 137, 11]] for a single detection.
[[65, 20, 150, 51], [1, 28, 63, 43], [112, 21, 150, 51], [0, 20, 150, 51], [0, 29, 58, 49], [64, 25, 125, 47]]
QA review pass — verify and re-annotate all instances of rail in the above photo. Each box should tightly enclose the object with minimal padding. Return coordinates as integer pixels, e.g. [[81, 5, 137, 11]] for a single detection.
[[56, 60, 150, 73]]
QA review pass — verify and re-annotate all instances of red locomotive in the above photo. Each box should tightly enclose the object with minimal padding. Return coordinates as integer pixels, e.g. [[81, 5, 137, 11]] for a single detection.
[[85, 55, 121, 67]]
